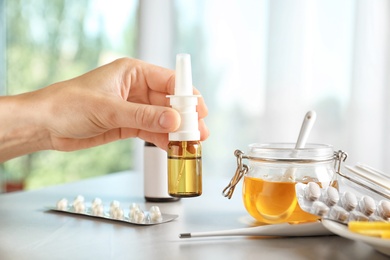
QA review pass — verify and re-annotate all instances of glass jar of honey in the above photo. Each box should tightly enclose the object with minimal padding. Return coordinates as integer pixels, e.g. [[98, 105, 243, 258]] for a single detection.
[[223, 143, 346, 224]]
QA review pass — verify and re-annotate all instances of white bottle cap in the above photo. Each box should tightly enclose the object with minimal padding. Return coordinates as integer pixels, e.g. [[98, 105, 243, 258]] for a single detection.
[[167, 54, 200, 141]]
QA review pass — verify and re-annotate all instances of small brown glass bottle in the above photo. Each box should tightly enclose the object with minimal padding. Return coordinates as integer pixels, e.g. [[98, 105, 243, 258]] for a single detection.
[[168, 140, 202, 197]]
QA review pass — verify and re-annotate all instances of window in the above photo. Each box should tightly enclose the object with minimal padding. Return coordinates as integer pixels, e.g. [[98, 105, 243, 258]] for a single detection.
[[2, 0, 138, 191], [172, 0, 390, 177]]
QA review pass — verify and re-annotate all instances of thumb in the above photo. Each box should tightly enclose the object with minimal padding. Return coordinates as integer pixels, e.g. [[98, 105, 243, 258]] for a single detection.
[[121, 102, 180, 133]]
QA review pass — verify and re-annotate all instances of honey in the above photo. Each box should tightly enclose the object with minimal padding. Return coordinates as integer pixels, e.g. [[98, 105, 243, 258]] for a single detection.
[[243, 176, 322, 224], [223, 143, 341, 224]]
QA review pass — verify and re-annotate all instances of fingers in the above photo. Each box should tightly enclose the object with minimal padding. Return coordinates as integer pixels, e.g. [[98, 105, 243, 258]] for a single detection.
[[128, 59, 208, 119], [135, 59, 176, 95], [126, 60, 209, 142], [193, 87, 208, 119], [135, 118, 209, 150], [115, 99, 208, 138], [116, 100, 181, 133], [198, 118, 209, 141]]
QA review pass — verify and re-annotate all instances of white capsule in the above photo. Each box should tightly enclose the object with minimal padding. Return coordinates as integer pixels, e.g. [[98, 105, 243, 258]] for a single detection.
[[340, 191, 357, 211], [73, 202, 85, 213], [129, 207, 141, 221], [304, 182, 321, 201], [129, 203, 140, 211], [132, 209, 146, 223], [328, 205, 349, 223], [73, 195, 85, 204], [324, 187, 339, 206], [72, 195, 85, 213], [149, 205, 161, 214], [111, 207, 124, 220], [358, 196, 376, 216], [109, 201, 123, 219], [110, 200, 120, 209], [149, 206, 163, 222], [91, 204, 104, 217], [109, 200, 120, 215], [310, 201, 329, 217], [91, 198, 102, 207], [56, 198, 68, 211], [129, 203, 140, 219], [89, 198, 104, 216], [378, 200, 390, 219]]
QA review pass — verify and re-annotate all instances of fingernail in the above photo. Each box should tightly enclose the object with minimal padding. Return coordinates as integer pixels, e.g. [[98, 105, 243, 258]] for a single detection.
[[159, 111, 176, 130]]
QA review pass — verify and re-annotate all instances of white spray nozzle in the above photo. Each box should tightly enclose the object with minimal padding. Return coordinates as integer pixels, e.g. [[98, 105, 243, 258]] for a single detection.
[[167, 54, 201, 141], [175, 54, 193, 96]]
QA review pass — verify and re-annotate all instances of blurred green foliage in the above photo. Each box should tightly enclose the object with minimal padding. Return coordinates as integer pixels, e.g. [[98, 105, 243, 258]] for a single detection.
[[2, 0, 138, 190]]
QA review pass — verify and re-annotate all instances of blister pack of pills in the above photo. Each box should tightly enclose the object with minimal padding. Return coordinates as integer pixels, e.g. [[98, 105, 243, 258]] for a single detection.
[[47, 195, 178, 226], [295, 182, 390, 224]]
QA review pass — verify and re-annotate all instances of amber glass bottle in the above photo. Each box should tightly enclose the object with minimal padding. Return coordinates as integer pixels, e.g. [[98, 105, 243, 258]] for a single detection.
[[168, 141, 202, 197]]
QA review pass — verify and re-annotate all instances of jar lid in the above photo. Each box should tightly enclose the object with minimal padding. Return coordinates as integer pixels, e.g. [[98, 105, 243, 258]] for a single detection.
[[247, 143, 334, 162]]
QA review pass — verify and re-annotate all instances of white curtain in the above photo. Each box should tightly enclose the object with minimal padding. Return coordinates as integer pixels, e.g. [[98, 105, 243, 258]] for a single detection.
[[138, 0, 390, 176], [346, 0, 390, 172]]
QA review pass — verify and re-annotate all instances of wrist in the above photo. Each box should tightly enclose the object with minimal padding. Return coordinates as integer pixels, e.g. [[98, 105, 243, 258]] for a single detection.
[[0, 93, 51, 162]]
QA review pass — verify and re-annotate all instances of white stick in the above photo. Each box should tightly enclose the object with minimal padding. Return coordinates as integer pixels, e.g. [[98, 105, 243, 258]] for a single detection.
[[295, 111, 317, 149], [179, 222, 331, 238], [283, 111, 317, 181]]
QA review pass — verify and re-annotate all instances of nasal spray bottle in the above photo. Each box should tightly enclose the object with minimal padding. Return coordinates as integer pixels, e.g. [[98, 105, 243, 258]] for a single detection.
[[167, 54, 202, 197]]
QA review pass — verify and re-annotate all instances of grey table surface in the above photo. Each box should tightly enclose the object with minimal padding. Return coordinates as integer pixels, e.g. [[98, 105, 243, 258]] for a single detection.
[[0, 171, 388, 260]]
